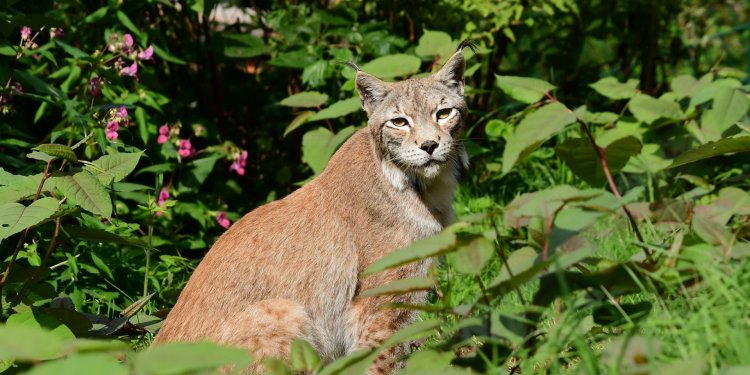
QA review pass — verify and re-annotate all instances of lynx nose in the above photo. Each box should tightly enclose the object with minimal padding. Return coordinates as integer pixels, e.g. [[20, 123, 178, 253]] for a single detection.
[[420, 140, 439, 155]]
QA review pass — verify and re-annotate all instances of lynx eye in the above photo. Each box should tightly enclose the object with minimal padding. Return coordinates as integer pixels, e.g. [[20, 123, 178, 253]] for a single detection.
[[436, 108, 454, 121], [389, 117, 409, 128]]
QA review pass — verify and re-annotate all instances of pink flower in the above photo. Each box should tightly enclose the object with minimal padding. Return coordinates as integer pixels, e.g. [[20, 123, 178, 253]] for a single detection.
[[138, 46, 153, 61], [119, 61, 138, 77], [216, 212, 231, 229], [123, 34, 134, 50], [178, 139, 194, 158], [106, 121, 119, 141], [50, 28, 64, 39], [118, 106, 129, 126], [157, 125, 170, 144], [20, 26, 31, 41], [229, 150, 248, 176], [158, 187, 170, 206], [90, 76, 103, 96]]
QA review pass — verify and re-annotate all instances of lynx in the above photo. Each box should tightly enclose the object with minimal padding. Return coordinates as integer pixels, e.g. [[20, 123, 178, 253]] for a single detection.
[[152, 42, 472, 374]]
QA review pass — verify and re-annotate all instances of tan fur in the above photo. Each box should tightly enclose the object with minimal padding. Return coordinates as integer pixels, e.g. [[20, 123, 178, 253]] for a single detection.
[[152, 46, 470, 374]]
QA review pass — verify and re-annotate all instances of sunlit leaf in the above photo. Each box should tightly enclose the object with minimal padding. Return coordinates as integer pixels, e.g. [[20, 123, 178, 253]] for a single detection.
[[360, 54, 422, 79], [48, 169, 112, 217], [589, 77, 639, 99], [0, 197, 58, 240], [669, 136, 750, 168], [628, 94, 683, 124], [360, 277, 434, 297], [280, 91, 329, 108], [495, 75, 556, 104], [84, 151, 143, 185]]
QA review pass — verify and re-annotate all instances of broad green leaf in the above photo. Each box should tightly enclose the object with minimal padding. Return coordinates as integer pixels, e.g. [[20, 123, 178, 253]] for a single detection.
[[317, 349, 373, 375], [0, 197, 58, 240], [495, 75, 556, 104], [116, 11, 142, 38], [307, 97, 361, 122], [7, 310, 75, 342], [484, 119, 512, 139], [669, 136, 750, 168], [492, 247, 538, 285], [54, 40, 90, 59], [301, 126, 358, 174], [27, 151, 55, 162], [152, 44, 187, 65], [289, 339, 321, 372], [0, 325, 63, 361], [589, 77, 639, 99], [415, 30, 456, 63], [555, 136, 642, 186], [84, 152, 143, 185], [702, 86, 750, 137], [671, 73, 712, 99], [382, 318, 441, 348], [628, 94, 683, 124], [360, 54, 422, 79], [0, 169, 45, 204], [403, 349, 455, 372], [187, 154, 221, 185], [48, 169, 112, 217], [284, 110, 315, 137], [360, 277, 434, 297], [362, 231, 457, 276], [134, 342, 252, 375], [501, 103, 576, 174], [222, 33, 266, 58], [280, 91, 329, 108], [690, 78, 741, 108], [65, 226, 149, 248], [25, 353, 128, 375], [34, 144, 78, 163], [452, 236, 494, 275], [269, 49, 317, 69]]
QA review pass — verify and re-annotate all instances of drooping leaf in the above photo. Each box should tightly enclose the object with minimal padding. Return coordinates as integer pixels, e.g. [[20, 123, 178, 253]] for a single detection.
[[116, 10, 143, 39], [669, 136, 750, 168], [628, 94, 683, 124], [34, 144, 78, 163], [279, 92, 329, 108], [452, 236, 494, 275], [362, 231, 457, 276], [48, 169, 112, 217], [284, 110, 316, 137], [502, 103, 577, 174], [360, 54, 422, 79], [555, 136, 642, 186], [589, 77, 639, 99], [360, 277, 434, 297], [495, 75, 556, 104], [307, 97, 361, 122], [84, 151, 143, 185], [0, 197, 58, 240], [301, 126, 358, 174]]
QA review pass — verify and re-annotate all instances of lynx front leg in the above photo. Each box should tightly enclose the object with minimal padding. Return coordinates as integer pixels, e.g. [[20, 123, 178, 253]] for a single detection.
[[348, 298, 416, 375]]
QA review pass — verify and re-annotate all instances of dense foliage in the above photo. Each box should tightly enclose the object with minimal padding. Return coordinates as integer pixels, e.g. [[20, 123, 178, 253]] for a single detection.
[[1, 0, 749, 373]]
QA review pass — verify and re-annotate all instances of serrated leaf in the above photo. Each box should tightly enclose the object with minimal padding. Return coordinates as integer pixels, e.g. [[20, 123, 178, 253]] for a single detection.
[[362, 231, 457, 276], [502, 103, 576, 174], [301, 126, 358, 174], [280, 92, 329, 108], [628, 94, 683, 124], [495, 75, 556, 104], [360, 277, 434, 297], [34, 144, 78, 163], [84, 151, 143, 185], [589, 77, 639, 99], [0, 197, 58, 240], [48, 169, 112, 217], [669, 136, 750, 168], [284, 110, 315, 137], [307, 97, 361, 122], [453, 236, 494, 275], [555, 136, 642, 186], [360, 54, 422, 79]]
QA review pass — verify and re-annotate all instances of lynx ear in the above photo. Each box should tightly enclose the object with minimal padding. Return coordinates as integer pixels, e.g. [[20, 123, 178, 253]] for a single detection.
[[433, 40, 475, 96], [355, 71, 390, 114]]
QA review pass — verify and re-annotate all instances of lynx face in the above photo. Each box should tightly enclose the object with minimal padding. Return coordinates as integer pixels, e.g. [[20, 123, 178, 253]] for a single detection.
[[355, 49, 468, 180]]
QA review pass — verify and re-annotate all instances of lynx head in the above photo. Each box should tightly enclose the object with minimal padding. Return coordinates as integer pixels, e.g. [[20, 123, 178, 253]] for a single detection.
[[353, 42, 472, 188]]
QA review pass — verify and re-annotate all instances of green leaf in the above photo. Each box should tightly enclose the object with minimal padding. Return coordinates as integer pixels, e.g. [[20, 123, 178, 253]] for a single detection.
[[362, 231, 457, 276], [307, 97, 361, 122], [269, 49, 317, 69], [669, 136, 750, 168], [284, 110, 315, 137], [65, 226, 149, 248], [54, 40, 90, 59], [222, 33, 266, 58], [24, 353, 128, 375], [117, 11, 143, 39], [360, 54, 422, 79], [280, 91, 329, 108], [187, 154, 221, 184], [84, 7, 109, 23], [452, 236, 494, 275], [317, 349, 373, 375], [502, 103, 576, 174], [289, 339, 321, 372], [492, 247, 538, 285], [382, 318, 441, 348], [589, 77, 639, 99], [152, 44, 187, 65], [0, 197, 58, 241], [7, 310, 75, 342], [414, 30, 456, 63], [0, 325, 63, 361], [301, 126, 358, 174], [15, 70, 64, 99], [48, 169, 112, 217], [628, 94, 683, 124], [702, 86, 750, 136], [360, 277, 434, 297], [34, 144, 78, 163], [84, 152, 143, 185], [671, 74, 712, 100], [555, 136, 642, 186], [495, 75, 556, 104], [134, 342, 252, 375]]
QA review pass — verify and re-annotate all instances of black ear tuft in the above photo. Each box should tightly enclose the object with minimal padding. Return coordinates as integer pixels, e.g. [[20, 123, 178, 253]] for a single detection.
[[456, 40, 478, 54], [338, 60, 361, 72]]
